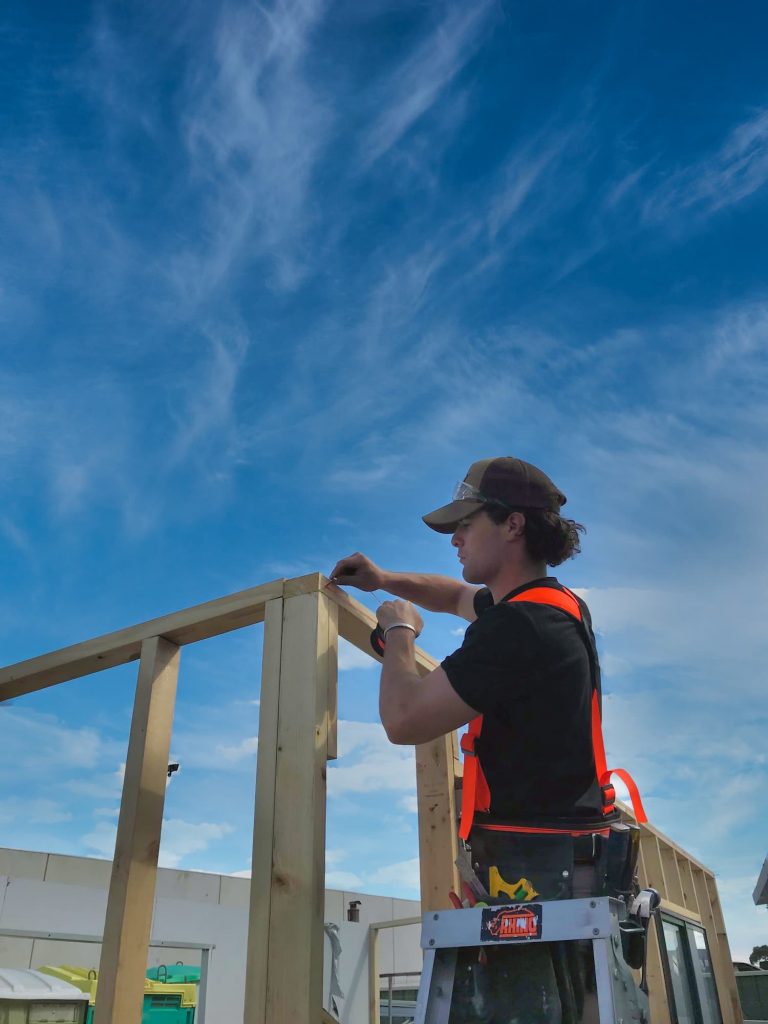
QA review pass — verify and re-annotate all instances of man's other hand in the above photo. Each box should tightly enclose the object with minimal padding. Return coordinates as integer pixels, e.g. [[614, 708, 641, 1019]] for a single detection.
[[376, 599, 424, 638], [329, 552, 384, 591]]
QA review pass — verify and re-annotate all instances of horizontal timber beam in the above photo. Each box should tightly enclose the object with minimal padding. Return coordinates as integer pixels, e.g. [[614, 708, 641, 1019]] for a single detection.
[[0, 571, 439, 701], [0, 578, 284, 700], [617, 800, 713, 876], [325, 580, 440, 676]]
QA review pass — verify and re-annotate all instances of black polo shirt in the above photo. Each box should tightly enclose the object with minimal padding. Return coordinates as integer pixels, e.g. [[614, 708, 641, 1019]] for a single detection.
[[442, 577, 606, 828]]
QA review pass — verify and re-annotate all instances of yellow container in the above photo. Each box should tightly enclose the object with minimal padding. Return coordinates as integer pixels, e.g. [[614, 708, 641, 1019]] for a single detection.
[[35, 971, 96, 1006], [38, 969, 196, 1020]]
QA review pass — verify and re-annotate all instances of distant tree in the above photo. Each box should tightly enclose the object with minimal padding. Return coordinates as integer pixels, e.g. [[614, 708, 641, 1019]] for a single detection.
[[750, 945, 768, 969]]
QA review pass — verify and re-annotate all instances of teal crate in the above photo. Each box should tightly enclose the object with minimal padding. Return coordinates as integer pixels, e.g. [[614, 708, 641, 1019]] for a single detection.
[[142, 992, 195, 1023], [83, 995, 194, 1024]]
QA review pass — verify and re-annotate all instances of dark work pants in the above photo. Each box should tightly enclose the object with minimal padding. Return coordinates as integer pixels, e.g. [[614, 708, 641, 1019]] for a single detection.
[[447, 840, 599, 1024]]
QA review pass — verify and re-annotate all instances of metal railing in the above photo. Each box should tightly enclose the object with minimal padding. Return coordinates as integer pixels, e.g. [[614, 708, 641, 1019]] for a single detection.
[[378, 971, 421, 1024]]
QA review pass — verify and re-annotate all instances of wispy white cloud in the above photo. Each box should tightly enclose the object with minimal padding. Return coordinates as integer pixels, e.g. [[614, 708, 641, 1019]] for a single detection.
[[328, 720, 416, 797], [338, 639, 376, 672], [175, 0, 333, 294], [327, 456, 404, 491], [370, 856, 420, 892], [0, 515, 33, 554], [92, 807, 120, 818], [82, 822, 117, 859], [360, 3, 495, 166], [159, 818, 235, 869], [584, 584, 768, 692], [217, 736, 258, 763], [399, 795, 419, 814], [0, 709, 103, 775], [0, 798, 73, 826], [83, 817, 234, 869], [166, 326, 249, 472], [325, 869, 365, 889], [706, 300, 768, 376], [715, 873, 768, 960], [602, 689, 767, 846], [643, 107, 768, 223]]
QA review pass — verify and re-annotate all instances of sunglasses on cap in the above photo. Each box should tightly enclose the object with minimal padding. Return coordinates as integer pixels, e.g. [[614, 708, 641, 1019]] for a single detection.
[[452, 480, 514, 511]]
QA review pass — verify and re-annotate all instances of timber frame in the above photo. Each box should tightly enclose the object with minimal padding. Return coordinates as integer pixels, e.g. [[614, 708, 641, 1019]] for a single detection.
[[0, 573, 458, 1024], [0, 572, 740, 1023]]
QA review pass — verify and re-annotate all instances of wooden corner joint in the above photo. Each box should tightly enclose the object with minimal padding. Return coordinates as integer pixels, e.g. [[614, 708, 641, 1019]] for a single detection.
[[283, 573, 329, 598]]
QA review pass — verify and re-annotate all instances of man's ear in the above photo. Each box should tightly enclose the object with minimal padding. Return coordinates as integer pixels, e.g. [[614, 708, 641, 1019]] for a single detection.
[[506, 511, 526, 540]]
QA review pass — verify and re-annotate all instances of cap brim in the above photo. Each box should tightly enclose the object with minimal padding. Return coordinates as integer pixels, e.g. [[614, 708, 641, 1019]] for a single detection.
[[422, 499, 485, 534]]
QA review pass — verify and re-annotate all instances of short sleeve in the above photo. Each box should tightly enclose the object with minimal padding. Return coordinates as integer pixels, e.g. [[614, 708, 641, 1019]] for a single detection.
[[441, 604, 537, 717]]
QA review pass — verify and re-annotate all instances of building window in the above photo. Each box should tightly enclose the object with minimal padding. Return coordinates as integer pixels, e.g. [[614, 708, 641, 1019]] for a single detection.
[[691, 925, 722, 1024], [658, 913, 723, 1024]]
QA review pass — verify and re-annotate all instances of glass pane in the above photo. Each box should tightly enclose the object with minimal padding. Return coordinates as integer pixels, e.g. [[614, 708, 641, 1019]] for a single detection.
[[662, 920, 697, 1024], [692, 926, 722, 1024]]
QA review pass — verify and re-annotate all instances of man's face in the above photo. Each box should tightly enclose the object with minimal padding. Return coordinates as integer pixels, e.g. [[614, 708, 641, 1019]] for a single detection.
[[450, 508, 507, 584]]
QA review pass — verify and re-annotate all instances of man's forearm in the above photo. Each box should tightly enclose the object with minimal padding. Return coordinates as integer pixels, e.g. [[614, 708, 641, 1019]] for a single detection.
[[378, 629, 422, 743], [379, 571, 466, 614]]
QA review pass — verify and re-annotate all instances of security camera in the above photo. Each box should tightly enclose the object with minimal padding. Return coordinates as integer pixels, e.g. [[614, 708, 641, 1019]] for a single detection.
[[167, 762, 180, 779]]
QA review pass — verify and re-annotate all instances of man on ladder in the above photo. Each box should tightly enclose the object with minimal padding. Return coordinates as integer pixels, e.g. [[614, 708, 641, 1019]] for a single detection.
[[332, 456, 652, 1023]]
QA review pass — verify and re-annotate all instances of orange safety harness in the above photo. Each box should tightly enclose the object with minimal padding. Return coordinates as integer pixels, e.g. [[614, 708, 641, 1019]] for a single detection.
[[458, 584, 647, 841]]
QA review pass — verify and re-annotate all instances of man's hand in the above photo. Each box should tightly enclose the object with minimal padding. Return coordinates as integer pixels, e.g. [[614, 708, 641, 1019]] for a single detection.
[[376, 599, 424, 638], [329, 555, 478, 622], [329, 552, 384, 592]]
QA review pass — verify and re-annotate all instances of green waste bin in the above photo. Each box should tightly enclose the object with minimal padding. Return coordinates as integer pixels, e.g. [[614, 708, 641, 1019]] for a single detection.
[[143, 980, 195, 1024], [146, 966, 200, 986], [38, 968, 195, 1024], [0, 968, 88, 1023]]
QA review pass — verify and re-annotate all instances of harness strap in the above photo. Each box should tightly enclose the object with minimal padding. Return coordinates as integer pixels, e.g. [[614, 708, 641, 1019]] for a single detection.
[[458, 585, 646, 841], [459, 716, 490, 840]]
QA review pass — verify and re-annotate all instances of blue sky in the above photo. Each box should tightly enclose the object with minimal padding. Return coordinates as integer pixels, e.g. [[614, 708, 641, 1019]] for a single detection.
[[1, 0, 767, 959]]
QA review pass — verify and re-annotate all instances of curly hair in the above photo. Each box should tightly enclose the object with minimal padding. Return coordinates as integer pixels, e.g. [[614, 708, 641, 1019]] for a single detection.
[[484, 503, 585, 566]]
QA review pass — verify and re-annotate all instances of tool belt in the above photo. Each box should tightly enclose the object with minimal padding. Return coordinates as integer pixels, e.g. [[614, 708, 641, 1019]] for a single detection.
[[468, 821, 641, 903]]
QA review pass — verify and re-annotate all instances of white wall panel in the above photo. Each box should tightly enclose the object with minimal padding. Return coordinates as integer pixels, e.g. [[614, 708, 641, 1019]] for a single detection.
[[45, 855, 111, 888], [155, 869, 221, 904], [0, 849, 47, 881], [0, 849, 422, 1024], [0, 935, 33, 967]]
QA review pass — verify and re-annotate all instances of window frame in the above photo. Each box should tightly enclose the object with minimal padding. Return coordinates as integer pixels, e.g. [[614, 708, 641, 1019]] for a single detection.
[[656, 909, 723, 1024]]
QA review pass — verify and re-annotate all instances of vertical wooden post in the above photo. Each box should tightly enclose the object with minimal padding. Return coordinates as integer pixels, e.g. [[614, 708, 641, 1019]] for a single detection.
[[94, 636, 180, 1024], [244, 598, 283, 1023], [704, 873, 743, 1024], [638, 832, 668, 897], [244, 590, 337, 1024], [637, 839, 672, 1023], [677, 854, 700, 913], [659, 842, 685, 906], [415, 734, 460, 912], [368, 925, 380, 1024]]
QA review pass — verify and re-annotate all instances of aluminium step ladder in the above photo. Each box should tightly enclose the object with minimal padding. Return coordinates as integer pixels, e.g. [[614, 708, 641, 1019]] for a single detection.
[[413, 893, 657, 1023]]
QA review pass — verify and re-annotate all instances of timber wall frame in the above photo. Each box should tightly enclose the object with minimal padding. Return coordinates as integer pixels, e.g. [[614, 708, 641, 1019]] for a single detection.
[[0, 571, 740, 1024], [621, 806, 743, 1024], [0, 573, 459, 1024]]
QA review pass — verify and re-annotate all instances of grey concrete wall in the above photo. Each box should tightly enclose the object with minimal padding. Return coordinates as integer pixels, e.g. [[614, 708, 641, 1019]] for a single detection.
[[0, 847, 422, 1023]]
